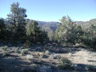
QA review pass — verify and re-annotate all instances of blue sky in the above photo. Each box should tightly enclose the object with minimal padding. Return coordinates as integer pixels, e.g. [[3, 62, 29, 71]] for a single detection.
[[0, 0, 96, 21]]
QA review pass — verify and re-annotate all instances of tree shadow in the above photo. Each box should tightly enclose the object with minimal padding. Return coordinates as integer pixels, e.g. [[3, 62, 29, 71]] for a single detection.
[[0, 53, 37, 72], [34, 59, 96, 72], [72, 63, 96, 72], [29, 45, 81, 54], [0, 52, 96, 72], [88, 60, 96, 62]]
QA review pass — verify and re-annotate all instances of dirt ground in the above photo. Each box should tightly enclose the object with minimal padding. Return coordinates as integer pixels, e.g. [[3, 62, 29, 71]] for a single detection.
[[0, 46, 96, 72]]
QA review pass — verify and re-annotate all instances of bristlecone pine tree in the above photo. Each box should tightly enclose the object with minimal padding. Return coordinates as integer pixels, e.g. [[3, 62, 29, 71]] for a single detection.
[[54, 16, 83, 46], [26, 19, 48, 43], [7, 2, 27, 41]]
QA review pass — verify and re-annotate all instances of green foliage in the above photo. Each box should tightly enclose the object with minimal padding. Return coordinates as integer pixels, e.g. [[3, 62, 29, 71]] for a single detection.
[[54, 16, 96, 48], [48, 30, 54, 41], [0, 18, 7, 40], [7, 2, 27, 41], [0, 2, 48, 45], [0, 18, 5, 31], [26, 20, 32, 37], [25, 19, 48, 44], [54, 16, 83, 46], [82, 25, 96, 49], [26, 20, 39, 42]]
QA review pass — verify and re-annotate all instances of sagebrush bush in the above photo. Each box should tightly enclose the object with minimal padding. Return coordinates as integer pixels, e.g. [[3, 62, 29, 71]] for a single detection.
[[40, 51, 50, 58], [58, 58, 72, 69], [44, 50, 50, 55], [21, 49, 29, 56], [24, 43, 28, 48], [14, 48, 20, 53], [2, 46, 8, 51], [2, 46, 10, 56], [48, 54, 54, 59], [39, 52, 44, 58], [2, 51, 10, 56], [26, 54, 34, 61]]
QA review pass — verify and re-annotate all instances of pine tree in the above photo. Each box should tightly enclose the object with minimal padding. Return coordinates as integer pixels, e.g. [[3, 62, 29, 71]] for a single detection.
[[48, 30, 54, 41], [26, 20, 48, 43], [7, 2, 27, 41], [54, 16, 83, 46], [0, 18, 6, 40]]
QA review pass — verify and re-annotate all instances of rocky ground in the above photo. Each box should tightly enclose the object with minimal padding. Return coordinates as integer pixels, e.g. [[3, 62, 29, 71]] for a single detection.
[[0, 45, 96, 72]]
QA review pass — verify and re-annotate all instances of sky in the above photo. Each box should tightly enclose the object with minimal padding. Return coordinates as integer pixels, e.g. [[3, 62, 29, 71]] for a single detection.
[[0, 0, 96, 22]]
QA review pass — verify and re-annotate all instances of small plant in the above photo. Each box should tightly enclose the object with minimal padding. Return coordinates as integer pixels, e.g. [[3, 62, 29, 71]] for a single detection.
[[21, 49, 29, 56], [48, 54, 54, 59], [58, 58, 72, 69], [2, 51, 10, 56], [44, 50, 50, 55], [14, 48, 20, 53], [2, 46, 10, 57], [53, 54, 61, 59], [31, 64, 38, 68], [26, 54, 34, 61], [2, 46, 8, 51], [85, 65, 96, 71], [24, 43, 28, 48], [39, 52, 44, 59], [40, 51, 49, 58], [24, 40, 31, 48]]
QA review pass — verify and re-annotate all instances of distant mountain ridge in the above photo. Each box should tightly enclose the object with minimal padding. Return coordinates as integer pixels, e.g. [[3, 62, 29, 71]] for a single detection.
[[37, 21, 59, 32], [75, 19, 96, 27], [37, 18, 96, 32]]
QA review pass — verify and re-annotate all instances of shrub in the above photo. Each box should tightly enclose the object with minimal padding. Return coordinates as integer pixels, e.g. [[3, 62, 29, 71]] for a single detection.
[[21, 49, 29, 56], [2, 46, 8, 51], [40, 51, 50, 58], [14, 48, 20, 53], [39, 52, 44, 59], [2, 46, 10, 57], [53, 54, 61, 59], [42, 54, 49, 58], [48, 54, 54, 59], [26, 54, 34, 61], [24, 40, 31, 48], [2, 51, 10, 56], [44, 50, 50, 55], [58, 58, 72, 69]]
